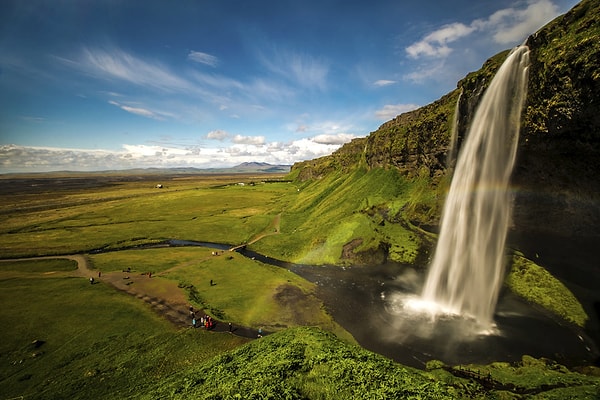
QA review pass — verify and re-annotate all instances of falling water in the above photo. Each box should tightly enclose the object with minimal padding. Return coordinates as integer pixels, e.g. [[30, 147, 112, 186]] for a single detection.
[[420, 46, 530, 330], [446, 90, 462, 169]]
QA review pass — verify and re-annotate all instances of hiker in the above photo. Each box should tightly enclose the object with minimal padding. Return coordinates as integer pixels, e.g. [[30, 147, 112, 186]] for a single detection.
[[210, 279, 213, 286], [98, 271, 101, 278], [228, 322, 232, 332], [192, 318, 196, 328], [89, 277, 94, 284], [258, 328, 263, 338]]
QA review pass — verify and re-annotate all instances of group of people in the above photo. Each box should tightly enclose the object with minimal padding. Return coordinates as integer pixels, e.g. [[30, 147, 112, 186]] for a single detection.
[[190, 306, 215, 330]]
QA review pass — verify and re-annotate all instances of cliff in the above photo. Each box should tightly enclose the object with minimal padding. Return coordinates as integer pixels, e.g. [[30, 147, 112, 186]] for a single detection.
[[291, 0, 600, 236]]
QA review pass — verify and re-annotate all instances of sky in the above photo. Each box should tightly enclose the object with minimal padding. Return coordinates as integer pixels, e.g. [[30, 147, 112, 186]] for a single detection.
[[0, 0, 580, 173]]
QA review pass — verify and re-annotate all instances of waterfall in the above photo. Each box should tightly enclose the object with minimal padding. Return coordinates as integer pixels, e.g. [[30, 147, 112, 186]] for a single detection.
[[446, 90, 462, 169], [420, 46, 530, 329]]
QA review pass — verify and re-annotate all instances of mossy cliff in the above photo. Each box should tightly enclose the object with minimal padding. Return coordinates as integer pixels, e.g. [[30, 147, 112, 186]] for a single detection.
[[284, 0, 599, 330], [289, 0, 599, 258]]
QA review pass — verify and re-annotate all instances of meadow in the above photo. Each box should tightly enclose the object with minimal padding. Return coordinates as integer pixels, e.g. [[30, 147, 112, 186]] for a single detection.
[[1, 172, 598, 399]]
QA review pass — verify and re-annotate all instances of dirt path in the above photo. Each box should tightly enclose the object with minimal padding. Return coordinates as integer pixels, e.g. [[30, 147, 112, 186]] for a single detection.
[[2, 255, 261, 339], [229, 212, 281, 251]]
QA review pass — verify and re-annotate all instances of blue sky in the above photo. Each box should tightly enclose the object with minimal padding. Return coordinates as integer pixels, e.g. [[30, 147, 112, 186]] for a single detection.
[[0, 0, 579, 172]]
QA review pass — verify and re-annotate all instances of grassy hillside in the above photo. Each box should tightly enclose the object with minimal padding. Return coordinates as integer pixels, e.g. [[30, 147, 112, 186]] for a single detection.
[[253, 166, 441, 266], [141, 326, 600, 400]]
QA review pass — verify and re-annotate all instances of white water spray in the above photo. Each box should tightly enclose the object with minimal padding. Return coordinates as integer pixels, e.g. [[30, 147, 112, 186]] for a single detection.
[[420, 46, 530, 330], [446, 90, 462, 169]]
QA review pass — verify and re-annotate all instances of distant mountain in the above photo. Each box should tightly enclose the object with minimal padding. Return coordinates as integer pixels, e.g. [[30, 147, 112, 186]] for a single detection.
[[0, 163, 291, 177]]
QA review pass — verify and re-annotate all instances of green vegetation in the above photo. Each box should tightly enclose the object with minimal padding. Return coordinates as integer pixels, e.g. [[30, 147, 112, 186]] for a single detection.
[[2, 1, 600, 397], [144, 327, 455, 399], [507, 254, 588, 327], [0, 258, 77, 273], [255, 167, 428, 265], [89, 247, 352, 340], [144, 327, 599, 399], [525, 0, 600, 142], [1, 172, 598, 398], [0, 271, 249, 400], [0, 178, 294, 258]]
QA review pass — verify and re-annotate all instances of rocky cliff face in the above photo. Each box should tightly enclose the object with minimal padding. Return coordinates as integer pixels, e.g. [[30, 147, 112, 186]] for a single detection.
[[515, 0, 600, 237]]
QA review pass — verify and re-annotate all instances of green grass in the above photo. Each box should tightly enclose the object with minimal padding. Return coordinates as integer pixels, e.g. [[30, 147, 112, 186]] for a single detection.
[[141, 326, 457, 400], [2, 260, 597, 400], [0, 258, 77, 273], [255, 167, 425, 265], [0, 273, 248, 400], [142, 326, 600, 400], [0, 171, 426, 266], [1, 174, 598, 399], [506, 254, 589, 327], [0, 179, 296, 258], [89, 247, 352, 341], [89, 247, 209, 274]]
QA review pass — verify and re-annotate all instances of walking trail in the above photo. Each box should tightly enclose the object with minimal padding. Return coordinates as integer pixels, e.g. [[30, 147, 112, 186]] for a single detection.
[[2, 254, 261, 339]]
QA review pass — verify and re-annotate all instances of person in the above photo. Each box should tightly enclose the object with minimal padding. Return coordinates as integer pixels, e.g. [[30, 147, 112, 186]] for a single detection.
[[192, 318, 196, 328], [98, 271, 101, 278], [89, 277, 94, 284], [228, 322, 232, 332], [258, 328, 263, 338]]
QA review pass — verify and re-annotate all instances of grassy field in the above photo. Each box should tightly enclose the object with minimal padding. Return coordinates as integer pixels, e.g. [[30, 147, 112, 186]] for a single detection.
[[1, 172, 598, 399], [0, 169, 428, 265], [0, 259, 249, 400], [0, 174, 294, 258], [88, 247, 352, 339]]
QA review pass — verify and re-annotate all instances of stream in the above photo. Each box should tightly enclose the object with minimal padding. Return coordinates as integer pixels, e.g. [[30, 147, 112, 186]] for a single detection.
[[167, 240, 598, 368]]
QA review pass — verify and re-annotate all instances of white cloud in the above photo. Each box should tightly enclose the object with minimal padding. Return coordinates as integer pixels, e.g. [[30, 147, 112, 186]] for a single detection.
[[108, 100, 165, 120], [259, 48, 329, 90], [77, 47, 190, 93], [0, 136, 357, 173], [312, 133, 356, 145], [206, 130, 230, 141], [406, 22, 475, 59], [232, 134, 266, 145], [20, 116, 46, 122], [187, 50, 219, 67], [405, 0, 561, 59], [403, 59, 447, 84], [488, 0, 559, 44], [375, 104, 420, 120], [374, 79, 397, 87]]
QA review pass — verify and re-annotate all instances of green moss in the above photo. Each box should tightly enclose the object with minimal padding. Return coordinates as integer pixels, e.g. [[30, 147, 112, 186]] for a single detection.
[[143, 327, 457, 400], [506, 254, 588, 326]]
